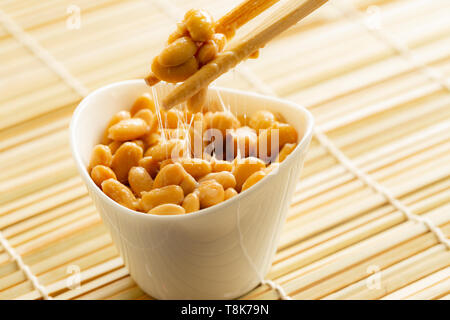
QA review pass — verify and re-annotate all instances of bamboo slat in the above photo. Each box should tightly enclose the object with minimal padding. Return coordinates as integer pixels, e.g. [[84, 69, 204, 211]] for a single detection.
[[104, 285, 147, 300], [76, 276, 138, 300], [323, 245, 450, 300], [0, 0, 449, 300], [381, 267, 450, 300]]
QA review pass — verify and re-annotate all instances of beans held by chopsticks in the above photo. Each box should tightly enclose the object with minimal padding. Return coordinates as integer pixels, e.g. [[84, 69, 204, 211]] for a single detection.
[[146, 9, 228, 112]]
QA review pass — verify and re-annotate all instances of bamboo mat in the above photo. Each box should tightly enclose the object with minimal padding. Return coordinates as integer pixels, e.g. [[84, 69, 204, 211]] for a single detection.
[[0, 0, 449, 300]]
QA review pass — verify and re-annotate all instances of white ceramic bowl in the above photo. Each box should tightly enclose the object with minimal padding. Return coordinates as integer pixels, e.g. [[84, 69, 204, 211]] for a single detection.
[[70, 80, 313, 299]]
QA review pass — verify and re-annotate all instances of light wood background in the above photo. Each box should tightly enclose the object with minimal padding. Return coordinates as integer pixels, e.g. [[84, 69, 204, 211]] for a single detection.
[[0, 0, 449, 300]]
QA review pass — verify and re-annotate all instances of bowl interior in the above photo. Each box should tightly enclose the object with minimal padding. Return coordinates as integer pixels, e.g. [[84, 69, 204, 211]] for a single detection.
[[71, 80, 313, 172]]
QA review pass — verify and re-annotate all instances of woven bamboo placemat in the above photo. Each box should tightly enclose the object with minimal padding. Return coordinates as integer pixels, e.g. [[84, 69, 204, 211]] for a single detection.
[[0, 0, 449, 300]]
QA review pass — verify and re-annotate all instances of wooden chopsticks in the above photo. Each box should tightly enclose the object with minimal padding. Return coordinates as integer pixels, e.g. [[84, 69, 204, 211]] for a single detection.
[[161, 0, 329, 109], [214, 0, 281, 39]]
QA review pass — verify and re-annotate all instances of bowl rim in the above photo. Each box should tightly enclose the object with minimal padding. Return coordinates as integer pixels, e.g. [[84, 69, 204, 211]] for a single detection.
[[69, 79, 314, 222]]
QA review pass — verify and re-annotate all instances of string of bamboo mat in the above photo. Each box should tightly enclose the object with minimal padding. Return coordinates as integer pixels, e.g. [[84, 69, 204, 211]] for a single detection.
[[333, 1, 450, 92], [0, 10, 88, 97], [0, 0, 449, 300], [276, 181, 450, 272]]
